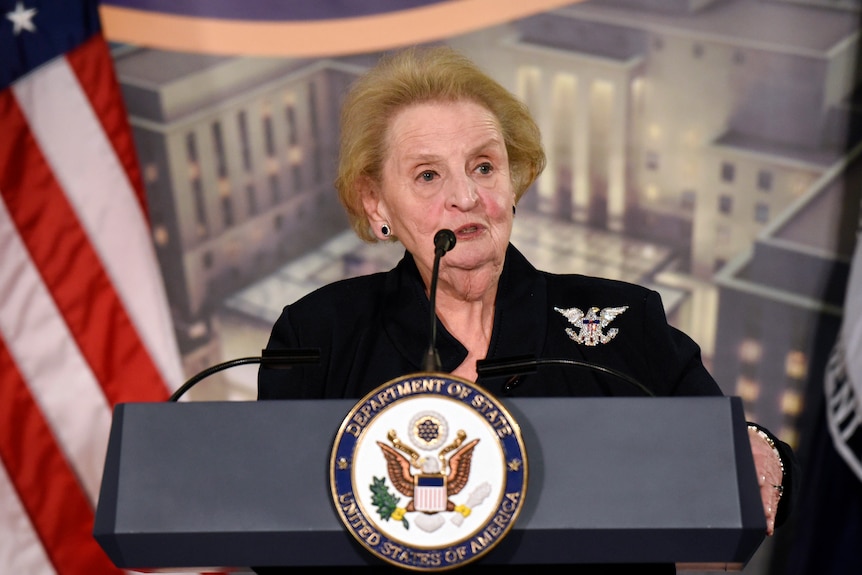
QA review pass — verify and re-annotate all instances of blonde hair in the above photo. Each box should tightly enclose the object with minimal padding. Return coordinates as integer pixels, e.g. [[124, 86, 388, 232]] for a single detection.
[[335, 45, 546, 242]]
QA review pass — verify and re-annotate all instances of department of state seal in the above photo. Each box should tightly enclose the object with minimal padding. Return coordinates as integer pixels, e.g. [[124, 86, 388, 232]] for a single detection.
[[330, 373, 528, 571]]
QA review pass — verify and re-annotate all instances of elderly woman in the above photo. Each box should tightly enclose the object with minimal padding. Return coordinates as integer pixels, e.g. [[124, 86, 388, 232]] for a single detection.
[[258, 46, 794, 561]]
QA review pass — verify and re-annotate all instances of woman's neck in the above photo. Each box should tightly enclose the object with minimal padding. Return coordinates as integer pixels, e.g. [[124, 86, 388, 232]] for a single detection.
[[434, 290, 496, 382]]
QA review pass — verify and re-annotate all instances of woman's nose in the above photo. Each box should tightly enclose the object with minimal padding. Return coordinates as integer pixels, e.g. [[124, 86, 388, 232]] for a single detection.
[[448, 173, 479, 210]]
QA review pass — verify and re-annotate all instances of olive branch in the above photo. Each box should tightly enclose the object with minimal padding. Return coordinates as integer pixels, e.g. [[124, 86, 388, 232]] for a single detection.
[[369, 476, 409, 529]]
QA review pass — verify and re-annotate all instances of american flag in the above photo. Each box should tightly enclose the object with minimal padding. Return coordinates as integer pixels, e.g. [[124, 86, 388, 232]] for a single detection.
[[0, 1, 184, 573], [787, 217, 862, 573], [825, 226, 862, 482]]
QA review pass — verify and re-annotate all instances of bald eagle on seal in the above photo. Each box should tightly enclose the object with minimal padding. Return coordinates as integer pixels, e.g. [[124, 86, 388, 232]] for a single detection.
[[377, 437, 480, 513]]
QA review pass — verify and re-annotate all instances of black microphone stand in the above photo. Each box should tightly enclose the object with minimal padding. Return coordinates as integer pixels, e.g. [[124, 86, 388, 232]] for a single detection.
[[476, 354, 655, 396], [422, 229, 456, 372], [168, 348, 320, 402]]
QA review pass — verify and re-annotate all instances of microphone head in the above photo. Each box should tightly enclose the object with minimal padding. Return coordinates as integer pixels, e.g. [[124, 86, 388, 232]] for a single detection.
[[433, 229, 456, 254]]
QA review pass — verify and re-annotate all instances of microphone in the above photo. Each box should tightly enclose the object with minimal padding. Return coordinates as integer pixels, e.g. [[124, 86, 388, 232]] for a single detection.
[[423, 229, 457, 372], [168, 348, 320, 402], [433, 228, 456, 256], [475, 354, 655, 397]]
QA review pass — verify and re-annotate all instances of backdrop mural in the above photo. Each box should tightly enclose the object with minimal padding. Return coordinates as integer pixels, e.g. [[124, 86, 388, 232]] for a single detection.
[[106, 1, 862, 573], [3, 1, 860, 573], [96, 2, 862, 573]]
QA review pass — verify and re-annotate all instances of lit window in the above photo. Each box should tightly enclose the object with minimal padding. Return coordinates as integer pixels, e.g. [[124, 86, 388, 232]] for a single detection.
[[791, 174, 812, 196], [736, 376, 760, 402], [739, 339, 763, 363], [188, 321, 208, 339], [144, 163, 159, 184], [781, 390, 803, 417], [786, 350, 808, 379], [153, 225, 169, 247]]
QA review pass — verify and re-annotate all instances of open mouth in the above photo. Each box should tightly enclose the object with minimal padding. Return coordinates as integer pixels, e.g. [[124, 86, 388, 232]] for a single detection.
[[455, 225, 481, 237]]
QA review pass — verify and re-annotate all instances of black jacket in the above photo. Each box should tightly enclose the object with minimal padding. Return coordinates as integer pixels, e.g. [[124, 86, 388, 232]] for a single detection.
[[260, 244, 721, 400]]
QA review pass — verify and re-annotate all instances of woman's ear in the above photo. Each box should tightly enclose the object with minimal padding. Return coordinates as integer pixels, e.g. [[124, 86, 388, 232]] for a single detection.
[[360, 176, 386, 224]]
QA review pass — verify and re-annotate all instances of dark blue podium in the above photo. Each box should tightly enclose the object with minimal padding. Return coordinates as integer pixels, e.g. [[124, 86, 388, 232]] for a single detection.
[[93, 396, 765, 571]]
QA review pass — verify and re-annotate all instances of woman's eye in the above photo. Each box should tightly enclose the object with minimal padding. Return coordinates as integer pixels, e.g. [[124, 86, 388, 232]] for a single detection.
[[476, 162, 493, 175], [419, 171, 436, 182]]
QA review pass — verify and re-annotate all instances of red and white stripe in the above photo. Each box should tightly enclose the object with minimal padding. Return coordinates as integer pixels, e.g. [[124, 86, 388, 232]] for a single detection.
[[0, 33, 184, 574]]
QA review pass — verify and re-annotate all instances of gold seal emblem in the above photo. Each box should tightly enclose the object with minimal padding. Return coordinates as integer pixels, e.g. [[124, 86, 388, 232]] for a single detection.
[[330, 373, 528, 570]]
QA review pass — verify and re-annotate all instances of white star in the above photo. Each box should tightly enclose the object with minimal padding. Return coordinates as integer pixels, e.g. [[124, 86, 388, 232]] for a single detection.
[[6, 2, 37, 35]]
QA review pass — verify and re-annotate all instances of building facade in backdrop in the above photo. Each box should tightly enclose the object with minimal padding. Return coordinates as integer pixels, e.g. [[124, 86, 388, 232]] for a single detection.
[[114, 48, 368, 376], [113, 0, 861, 440]]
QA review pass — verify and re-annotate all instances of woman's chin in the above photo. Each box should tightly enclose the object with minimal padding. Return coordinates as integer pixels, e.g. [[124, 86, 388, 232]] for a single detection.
[[445, 246, 505, 274]]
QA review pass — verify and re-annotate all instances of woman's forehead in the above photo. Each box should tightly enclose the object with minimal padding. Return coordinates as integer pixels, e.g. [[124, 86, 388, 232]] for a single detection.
[[385, 101, 503, 150]]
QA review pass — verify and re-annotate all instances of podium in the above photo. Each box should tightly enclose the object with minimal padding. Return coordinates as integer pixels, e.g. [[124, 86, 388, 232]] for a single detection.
[[93, 396, 765, 570]]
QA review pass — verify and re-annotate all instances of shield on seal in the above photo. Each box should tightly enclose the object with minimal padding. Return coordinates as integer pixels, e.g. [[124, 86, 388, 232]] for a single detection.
[[414, 474, 447, 512]]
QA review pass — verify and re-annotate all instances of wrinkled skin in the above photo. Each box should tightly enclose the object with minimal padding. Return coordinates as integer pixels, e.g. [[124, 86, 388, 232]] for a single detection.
[[361, 100, 515, 380]]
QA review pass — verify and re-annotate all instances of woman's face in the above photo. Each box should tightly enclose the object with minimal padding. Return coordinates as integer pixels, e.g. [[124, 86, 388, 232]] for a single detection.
[[364, 99, 515, 290]]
